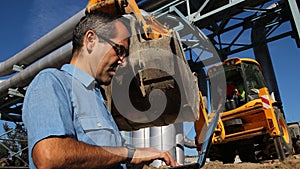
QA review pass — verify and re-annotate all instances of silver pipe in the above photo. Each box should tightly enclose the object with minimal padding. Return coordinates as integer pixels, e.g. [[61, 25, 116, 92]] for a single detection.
[[175, 123, 184, 164], [162, 125, 176, 158], [0, 42, 72, 98], [150, 125, 176, 167], [150, 126, 163, 167], [0, 9, 85, 77], [131, 128, 150, 147]]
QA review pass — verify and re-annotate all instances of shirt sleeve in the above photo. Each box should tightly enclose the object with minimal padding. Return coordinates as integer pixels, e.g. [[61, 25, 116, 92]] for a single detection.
[[22, 70, 74, 152]]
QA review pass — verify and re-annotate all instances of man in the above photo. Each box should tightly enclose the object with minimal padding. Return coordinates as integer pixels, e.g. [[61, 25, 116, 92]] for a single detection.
[[22, 11, 178, 169]]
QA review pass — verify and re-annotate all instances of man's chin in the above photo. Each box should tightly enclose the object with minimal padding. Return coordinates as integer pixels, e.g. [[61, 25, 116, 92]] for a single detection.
[[97, 76, 112, 86], [103, 81, 112, 86], [103, 76, 113, 86]]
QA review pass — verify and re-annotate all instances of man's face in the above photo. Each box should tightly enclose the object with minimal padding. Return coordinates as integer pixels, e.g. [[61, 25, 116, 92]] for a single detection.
[[94, 21, 129, 85]]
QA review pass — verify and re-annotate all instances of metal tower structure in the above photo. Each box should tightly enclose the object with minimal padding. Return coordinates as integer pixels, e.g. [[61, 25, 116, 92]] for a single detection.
[[136, 0, 300, 110], [0, 0, 299, 167]]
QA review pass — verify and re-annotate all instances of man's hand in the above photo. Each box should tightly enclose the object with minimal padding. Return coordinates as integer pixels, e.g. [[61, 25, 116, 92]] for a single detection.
[[131, 148, 180, 167], [32, 137, 180, 168]]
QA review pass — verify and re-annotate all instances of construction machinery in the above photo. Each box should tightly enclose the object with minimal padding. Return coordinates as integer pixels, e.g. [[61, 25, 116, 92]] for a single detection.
[[205, 57, 294, 163], [85, 0, 203, 130]]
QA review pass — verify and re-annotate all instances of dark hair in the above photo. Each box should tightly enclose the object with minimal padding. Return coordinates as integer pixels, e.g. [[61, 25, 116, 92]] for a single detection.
[[72, 12, 120, 54]]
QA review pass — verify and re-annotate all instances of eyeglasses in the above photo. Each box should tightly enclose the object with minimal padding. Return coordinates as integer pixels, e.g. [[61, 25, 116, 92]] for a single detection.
[[95, 32, 129, 61]]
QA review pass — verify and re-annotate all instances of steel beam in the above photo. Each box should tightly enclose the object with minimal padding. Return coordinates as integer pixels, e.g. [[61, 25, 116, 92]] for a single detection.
[[286, 0, 300, 47]]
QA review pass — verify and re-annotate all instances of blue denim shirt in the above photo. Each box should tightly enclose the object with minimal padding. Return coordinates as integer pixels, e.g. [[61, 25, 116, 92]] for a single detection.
[[22, 64, 125, 169]]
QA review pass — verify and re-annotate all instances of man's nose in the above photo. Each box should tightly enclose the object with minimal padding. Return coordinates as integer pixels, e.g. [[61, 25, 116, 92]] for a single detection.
[[118, 58, 127, 67]]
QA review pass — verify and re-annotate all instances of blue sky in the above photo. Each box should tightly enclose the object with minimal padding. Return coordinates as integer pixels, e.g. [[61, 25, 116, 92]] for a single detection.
[[0, 1, 86, 63], [0, 0, 299, 156]]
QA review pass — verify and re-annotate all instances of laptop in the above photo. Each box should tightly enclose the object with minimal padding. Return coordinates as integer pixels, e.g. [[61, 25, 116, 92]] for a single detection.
[[168, 109, 221, 169]]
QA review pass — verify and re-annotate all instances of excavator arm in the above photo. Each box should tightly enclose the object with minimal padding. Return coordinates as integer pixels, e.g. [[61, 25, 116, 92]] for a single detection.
[[86, 0, 209, 151], [86, 0, 128, 15], [194, 92, 209, 150], [86, 0, 171, 39]]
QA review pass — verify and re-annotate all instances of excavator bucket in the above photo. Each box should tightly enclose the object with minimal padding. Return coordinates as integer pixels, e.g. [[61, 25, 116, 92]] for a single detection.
[[107, 18, 200, 130]]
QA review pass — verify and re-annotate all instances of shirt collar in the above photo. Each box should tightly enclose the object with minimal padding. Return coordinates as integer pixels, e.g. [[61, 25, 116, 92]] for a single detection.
[[61, 64, 96, 88]]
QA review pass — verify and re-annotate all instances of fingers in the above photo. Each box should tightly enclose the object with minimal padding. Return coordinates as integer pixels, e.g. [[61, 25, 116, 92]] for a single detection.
[[159, 150, 180, 167], [132, 148, 180, 167]]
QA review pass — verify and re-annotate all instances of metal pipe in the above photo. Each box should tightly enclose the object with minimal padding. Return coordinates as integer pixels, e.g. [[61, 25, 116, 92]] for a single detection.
[[150, 125, 176, 167], [0, 42, 72, 98], [150, 126, 163, 167], [162, 125, 176, 159], [175, 123, 184, 164], [0, 9, 85, 77], [131, 128, 150, 147]]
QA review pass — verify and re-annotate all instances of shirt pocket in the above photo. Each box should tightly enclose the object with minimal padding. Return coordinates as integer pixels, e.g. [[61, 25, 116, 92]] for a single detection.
[[78, 116, 121, 146]]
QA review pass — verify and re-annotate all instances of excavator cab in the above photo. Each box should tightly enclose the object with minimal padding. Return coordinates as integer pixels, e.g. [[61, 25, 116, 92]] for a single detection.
[[209, 57, 267, 111], [223, 58, 267, 111]]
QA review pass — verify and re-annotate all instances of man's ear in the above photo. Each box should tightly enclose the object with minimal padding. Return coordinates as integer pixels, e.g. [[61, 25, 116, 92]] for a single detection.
[[84, 30, 97, 54]]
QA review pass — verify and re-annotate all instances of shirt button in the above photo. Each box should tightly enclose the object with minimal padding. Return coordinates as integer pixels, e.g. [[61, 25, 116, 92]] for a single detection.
[[97, 122, 102, 127]]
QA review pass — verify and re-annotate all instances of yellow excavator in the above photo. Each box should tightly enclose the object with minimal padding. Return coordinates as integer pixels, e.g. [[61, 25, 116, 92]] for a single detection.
[[206, 57, 294, 163]]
